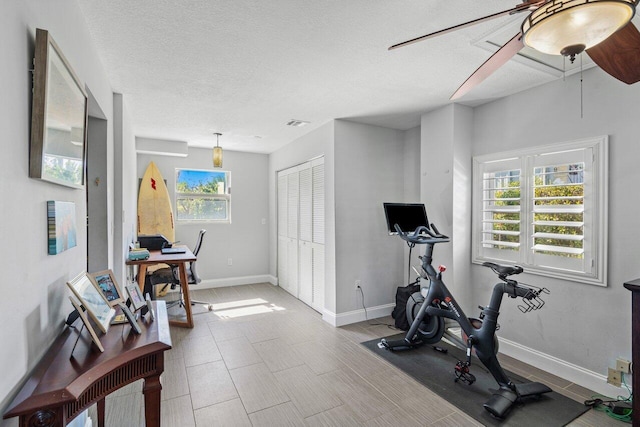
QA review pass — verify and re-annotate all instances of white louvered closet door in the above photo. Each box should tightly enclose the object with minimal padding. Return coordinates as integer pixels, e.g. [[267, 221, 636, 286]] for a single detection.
[[311, 160, 324, 311], [277, 173, 288, 293], [286, 172, 299, 297], [276, 157, 325, 313], [298, 164, 313, 306]]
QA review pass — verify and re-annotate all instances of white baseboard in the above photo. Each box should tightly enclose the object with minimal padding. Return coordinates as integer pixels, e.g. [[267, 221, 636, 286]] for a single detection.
[[193, 275, 277, 290], [499, 337, 630, 397], [323, 303, 395, 327]]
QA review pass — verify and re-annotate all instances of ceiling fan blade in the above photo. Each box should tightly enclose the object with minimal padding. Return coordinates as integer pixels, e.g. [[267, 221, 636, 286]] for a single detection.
[[389, 1, 543, 51], [586, 22, 640, 85], [450, 32, 524, 100]]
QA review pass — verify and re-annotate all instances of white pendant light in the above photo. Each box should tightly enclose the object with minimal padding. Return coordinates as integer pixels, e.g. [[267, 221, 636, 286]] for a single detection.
[[522, 0, 635, 59], [213, 132, 223, 168]]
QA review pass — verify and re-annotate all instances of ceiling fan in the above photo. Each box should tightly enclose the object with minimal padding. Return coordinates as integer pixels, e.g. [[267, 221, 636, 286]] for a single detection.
[[391, 0, 640, 99]]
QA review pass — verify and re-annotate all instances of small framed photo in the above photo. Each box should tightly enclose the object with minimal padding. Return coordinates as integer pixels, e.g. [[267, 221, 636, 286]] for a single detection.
[[67, 272, 115, 333], [125, 284, 146, 311], [88, 269, 124, 307], [69, 296, 104, 352]]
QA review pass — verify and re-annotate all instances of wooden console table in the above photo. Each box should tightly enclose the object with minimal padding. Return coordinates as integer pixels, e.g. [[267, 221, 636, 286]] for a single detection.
[[3, 301, 171, 427], [126, 247, 196, 328], [624, 278, 640, 427]]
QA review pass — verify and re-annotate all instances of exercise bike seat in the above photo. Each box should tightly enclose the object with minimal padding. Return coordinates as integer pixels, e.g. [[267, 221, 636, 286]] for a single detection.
[[482, 262, 523, 277]]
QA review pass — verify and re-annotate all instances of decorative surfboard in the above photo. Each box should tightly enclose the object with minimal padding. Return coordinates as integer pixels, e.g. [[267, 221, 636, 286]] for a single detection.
[[137, 161, 175, 243]]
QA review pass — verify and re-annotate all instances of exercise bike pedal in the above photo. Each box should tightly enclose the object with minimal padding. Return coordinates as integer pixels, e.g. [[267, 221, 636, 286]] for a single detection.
[[454, 361, 476, 385]]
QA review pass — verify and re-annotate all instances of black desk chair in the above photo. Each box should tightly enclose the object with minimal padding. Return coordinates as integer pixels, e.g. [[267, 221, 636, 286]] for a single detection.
[[147, 229, 212, 310]]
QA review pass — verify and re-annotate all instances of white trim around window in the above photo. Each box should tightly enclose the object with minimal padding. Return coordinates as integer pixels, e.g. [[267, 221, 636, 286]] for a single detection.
[[175, 168, 231, 223], [472, 136, 608, 286]]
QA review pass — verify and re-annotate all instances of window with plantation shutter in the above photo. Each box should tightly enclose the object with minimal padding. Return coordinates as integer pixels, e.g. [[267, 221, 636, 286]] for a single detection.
[[472, 136, 608, 286]]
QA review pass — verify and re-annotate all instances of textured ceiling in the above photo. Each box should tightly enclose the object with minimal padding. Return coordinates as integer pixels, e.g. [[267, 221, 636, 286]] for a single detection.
[[77, 0, 608, 154]]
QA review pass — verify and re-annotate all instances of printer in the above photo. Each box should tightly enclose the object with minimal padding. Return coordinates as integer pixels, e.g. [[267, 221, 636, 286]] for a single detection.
[[138, 234, 172, 251]]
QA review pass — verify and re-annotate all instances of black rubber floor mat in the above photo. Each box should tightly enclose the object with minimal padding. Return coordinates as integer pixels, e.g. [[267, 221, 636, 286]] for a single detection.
[[362, 335, 590, 426]]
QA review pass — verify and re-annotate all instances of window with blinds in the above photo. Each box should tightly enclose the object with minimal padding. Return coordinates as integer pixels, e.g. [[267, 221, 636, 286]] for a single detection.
[[472, 136, 608, 286]]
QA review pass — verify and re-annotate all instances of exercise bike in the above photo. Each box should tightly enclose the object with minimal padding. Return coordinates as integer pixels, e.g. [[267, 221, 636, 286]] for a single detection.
[[380, 223, 552, 419]]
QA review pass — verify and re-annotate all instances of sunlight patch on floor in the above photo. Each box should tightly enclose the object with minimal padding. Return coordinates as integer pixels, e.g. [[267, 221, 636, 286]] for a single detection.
[[210, 298, 286, 319]]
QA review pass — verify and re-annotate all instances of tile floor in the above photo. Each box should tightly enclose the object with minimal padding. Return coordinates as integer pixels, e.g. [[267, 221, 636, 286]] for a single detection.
[[95, 283, 623, 426]]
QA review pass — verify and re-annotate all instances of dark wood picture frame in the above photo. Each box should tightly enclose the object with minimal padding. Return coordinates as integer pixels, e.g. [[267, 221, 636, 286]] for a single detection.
[[30, 28, 88, 189]]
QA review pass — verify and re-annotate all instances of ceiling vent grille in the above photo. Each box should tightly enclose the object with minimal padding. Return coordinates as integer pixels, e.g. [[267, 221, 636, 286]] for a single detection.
[[286, 119, 310, 127]]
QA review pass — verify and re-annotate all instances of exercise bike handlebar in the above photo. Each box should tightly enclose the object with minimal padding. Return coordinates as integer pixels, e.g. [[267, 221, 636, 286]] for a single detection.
[[394, 223, 450, 245]]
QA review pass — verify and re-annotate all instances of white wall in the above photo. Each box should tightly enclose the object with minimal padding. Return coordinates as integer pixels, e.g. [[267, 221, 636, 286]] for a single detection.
[[0, 0, 115, 415], [137, 147, 270, 285]]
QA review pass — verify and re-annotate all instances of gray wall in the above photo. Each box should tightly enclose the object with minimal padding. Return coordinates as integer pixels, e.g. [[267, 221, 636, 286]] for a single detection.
[[268, 121, 337, 312], [420, 104, 473, 308], [419, 68, 639, 394], [269, 120, 421, 321], [471, 67, 639, 379], [0, 0, 117, 413], [333, 120, 405, 314], [137, 147, 270, 283], [113, 94, 138, 286]]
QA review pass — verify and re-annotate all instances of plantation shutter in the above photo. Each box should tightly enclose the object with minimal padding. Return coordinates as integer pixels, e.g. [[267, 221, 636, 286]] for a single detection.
[[473, 137, 607, 285], [479, 157, 522, 263], [529, 147, 591, 274]]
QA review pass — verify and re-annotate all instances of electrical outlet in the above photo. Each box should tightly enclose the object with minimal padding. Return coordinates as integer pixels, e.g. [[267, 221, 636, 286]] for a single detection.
[[355, 280, 361, 290], [608, 368, 622, 387], [227, 258, 233, 266], [616, 358, 631, 374]]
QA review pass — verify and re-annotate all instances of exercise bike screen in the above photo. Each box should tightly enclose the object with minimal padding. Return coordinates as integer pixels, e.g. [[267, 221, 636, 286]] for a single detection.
[[383, 203, 429, 235]]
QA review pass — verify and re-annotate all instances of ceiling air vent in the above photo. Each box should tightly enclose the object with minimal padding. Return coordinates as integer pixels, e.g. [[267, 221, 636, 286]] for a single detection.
[[286, 119, 310, 127]]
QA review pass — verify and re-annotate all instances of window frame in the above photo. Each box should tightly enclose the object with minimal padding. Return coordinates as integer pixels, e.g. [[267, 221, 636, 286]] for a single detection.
[[472, 136, 608, 286], [174, 168, 231, 223]]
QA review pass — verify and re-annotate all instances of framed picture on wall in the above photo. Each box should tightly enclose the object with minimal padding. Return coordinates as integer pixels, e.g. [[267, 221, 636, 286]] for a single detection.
[[47, 201, 77, 255], [30, 28, 87, 189], [88, 269, 124, 307], [66, 272, 115, 333]]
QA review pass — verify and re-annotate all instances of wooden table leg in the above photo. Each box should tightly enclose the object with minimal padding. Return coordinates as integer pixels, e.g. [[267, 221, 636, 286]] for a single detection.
[[143, 374, 162, 427], [137, 264, 148, 293], [178, 262, 194, 328], [97, 398, 105, 427]]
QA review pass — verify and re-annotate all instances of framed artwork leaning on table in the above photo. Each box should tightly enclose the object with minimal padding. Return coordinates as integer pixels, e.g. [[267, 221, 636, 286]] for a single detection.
[[67, 271, 115, 333], [88, 269, 124, 307]]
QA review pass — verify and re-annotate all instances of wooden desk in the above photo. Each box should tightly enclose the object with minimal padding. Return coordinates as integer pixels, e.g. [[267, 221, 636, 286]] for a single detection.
[[126, 247, 196, 328], [3, 301, 171, 427], [624, 278, 640, 427]]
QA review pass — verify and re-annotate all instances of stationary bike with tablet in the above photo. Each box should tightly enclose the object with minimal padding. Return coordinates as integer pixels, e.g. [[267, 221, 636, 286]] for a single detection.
[[381, 203, 552, 419]]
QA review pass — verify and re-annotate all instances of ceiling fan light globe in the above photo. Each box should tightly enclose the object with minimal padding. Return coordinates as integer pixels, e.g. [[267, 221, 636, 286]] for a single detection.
[[522, 0, 635, 55]]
